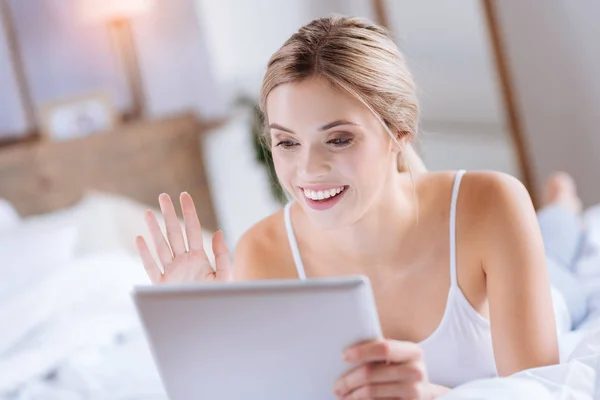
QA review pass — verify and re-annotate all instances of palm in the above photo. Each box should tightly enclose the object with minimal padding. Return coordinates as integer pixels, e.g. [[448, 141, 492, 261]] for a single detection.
[[136, 192, 232, 284]]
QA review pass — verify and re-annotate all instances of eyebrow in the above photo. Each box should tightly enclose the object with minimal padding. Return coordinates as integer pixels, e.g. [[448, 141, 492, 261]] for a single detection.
[[269, 119, 359, 134]]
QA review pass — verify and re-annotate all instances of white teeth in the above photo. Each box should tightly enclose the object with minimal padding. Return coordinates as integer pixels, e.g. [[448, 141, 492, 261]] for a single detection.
[[303, 186, 345, 201]]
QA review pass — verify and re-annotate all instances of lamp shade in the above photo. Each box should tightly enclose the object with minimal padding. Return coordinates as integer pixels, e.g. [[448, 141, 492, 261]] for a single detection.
[[78, 0, 155, 23]]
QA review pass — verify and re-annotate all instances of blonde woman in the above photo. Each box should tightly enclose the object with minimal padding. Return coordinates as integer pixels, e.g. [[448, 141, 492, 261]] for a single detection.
[[137, 16, 563, 399]]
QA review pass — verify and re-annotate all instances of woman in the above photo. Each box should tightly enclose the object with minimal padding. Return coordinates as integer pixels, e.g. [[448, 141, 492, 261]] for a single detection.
[[136, 16, 562, 398]]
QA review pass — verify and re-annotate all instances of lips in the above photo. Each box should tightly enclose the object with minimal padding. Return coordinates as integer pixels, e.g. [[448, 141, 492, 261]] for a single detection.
[[302, 186, 345, 201], [300, 185, 348, 211]]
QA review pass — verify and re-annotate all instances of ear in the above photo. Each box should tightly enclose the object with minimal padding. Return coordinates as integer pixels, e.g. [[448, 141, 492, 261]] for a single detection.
[[398, 130, 414, 143], [388, 130, 411, 153]]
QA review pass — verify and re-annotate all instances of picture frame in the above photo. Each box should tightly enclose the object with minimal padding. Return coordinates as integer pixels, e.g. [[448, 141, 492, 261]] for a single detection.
[[39, 91, 118, 141]]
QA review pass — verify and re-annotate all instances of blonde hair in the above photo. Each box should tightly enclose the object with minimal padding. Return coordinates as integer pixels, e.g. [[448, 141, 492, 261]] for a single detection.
[[259, 15, 421, 172]]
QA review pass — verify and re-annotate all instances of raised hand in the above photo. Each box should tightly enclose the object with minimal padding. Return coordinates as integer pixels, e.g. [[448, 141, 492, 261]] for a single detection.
[[136, 192, 232, 284]]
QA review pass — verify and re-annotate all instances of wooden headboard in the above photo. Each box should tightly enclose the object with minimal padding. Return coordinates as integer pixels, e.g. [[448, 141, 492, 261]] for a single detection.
[[0, 113, 221, 232]]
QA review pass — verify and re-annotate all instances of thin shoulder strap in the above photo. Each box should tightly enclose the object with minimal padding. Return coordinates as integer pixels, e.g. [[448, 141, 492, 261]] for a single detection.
[[450, 170, 467, 287], [283, 202, 307, 280]]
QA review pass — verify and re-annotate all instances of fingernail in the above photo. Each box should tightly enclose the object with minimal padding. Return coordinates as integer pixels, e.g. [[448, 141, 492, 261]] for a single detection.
[[332, 385, 341, 396]]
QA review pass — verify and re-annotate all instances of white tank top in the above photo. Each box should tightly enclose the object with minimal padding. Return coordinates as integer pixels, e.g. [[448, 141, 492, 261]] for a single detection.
[[283, 170, 498, 388]]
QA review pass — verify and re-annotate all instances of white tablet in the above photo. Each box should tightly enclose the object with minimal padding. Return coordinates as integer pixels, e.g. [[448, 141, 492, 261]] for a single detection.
[[132, 275, 382, 400]]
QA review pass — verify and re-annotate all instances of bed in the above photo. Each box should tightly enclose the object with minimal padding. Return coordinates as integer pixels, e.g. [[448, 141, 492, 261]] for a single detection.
[[1, 112, 599, 399]]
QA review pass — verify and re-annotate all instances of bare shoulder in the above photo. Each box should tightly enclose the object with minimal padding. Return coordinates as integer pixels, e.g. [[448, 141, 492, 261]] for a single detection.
[[416, 169, 533, 217], [460, 170, 529, 198], [232, 209, 298, 281], [458, 170, 535, 223], [430, 171, 540, 265], [415, 170, 536, 249]]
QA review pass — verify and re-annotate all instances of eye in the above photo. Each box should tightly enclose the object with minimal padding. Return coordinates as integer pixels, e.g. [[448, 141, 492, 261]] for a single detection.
[[327, 137, 353, 147], [275, 140, 299, 148]]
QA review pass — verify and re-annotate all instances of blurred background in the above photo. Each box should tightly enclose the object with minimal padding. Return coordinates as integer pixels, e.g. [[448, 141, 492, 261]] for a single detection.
[[0, 0, 599, 398]]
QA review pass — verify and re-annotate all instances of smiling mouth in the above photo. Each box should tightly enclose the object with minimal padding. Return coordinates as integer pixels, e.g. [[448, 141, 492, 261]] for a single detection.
[[301, 186, 347, 201]]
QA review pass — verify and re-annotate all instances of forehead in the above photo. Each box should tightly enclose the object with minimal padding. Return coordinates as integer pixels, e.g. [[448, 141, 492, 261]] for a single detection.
[[266, 77, 376, 130]]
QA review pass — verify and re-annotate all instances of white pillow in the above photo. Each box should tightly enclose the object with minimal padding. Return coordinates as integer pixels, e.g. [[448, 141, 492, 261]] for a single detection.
[[69, 191, 133, 256], [14, 192, 137, 257], [0, 222, 77, 304], [0, 198, 20, 232]]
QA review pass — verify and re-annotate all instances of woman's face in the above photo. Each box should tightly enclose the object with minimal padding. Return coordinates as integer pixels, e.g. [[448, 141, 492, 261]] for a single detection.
[[266, 76, 400, 229]]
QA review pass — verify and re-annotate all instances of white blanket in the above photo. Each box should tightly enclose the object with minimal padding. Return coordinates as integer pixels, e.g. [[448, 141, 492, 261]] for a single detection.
[[2, 250, 600, 400], [2, 196, 600, 399], [0, 192, 212, 399], [0, 251, 166, 398], [441, 330, 600, 399]]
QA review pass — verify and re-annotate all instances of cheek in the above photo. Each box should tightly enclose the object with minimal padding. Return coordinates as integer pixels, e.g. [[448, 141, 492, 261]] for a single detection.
[[346, 144, 388, 179], [349, 147, 392, 197]]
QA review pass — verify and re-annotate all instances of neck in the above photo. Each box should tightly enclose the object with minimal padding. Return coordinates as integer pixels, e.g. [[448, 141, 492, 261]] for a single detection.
[[321, 172, 419, 267]]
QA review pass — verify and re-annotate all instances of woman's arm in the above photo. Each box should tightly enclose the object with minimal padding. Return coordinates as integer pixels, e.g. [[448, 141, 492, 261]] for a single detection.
[[474, 172, 559, 375]]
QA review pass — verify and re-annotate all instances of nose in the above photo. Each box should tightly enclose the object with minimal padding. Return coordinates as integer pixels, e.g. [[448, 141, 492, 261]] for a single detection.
[[297, 145, 331, 180]]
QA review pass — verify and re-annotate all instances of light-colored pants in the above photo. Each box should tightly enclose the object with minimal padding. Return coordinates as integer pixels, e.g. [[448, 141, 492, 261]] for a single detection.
[[538, 205, 588, 329]]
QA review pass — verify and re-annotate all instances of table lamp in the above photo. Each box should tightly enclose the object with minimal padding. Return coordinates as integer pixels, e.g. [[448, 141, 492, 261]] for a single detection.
[[78, 0, 155, 120]]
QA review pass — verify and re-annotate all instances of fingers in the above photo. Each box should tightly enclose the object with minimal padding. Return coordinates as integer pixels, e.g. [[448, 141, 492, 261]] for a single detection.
[[159, 193, 187, 256], [342, 382, 397, 399], [340, 381, 423, 400], [144, 209, 174, 268], [336, 340, 428, 399], [343, 339, 422, 364], [135, 235, 162, 283], [180, 192, 205, 253], [334, 363, 421, 397], [212, 231, 232, 281]]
